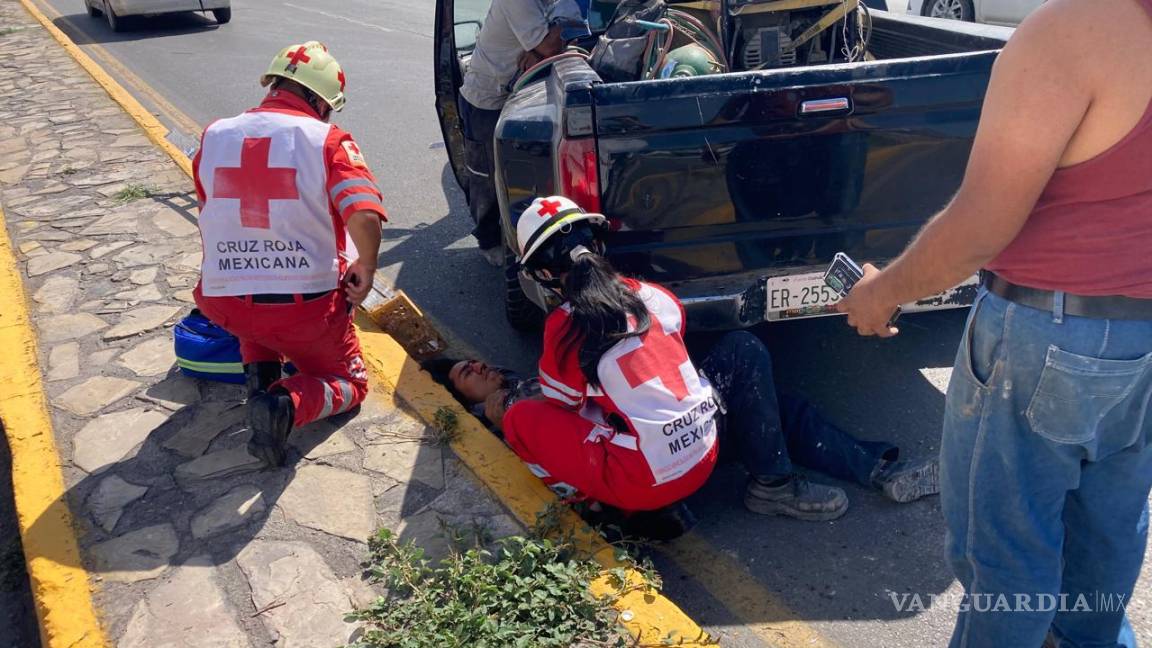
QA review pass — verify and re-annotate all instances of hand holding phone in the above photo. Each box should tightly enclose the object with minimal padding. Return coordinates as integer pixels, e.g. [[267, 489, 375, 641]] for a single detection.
[[824, 252, 901, 328]]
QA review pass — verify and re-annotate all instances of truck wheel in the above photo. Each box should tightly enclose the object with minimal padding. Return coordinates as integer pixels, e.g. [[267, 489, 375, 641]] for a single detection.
[[923, 0, 974, 21], [504, 251, 543, 331], [212, 8, 231, 24], [86, 0, 102, 17], [105, 3, 123, 31]]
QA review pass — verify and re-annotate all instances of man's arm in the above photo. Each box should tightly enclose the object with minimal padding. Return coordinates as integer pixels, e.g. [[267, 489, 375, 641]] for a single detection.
[[518, 24, 564, 70], [837, 1, 1093, 336], [325, 130, 387, 306]]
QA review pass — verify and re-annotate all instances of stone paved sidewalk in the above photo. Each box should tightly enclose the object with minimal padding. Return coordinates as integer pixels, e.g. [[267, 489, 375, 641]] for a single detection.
[[0, 2, 522, 645]]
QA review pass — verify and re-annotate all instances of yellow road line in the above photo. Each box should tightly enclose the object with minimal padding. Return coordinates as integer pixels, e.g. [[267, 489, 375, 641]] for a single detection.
[[664, 533, 839, 648], [30, 0, 204, 139], [18, 0, 192, 178], [0, 207, 108, 648], [14, 4, 836, 643]]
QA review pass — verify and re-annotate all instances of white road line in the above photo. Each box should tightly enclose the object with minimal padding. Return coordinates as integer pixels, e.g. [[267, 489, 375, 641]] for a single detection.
[[283, 3, 394, 32]]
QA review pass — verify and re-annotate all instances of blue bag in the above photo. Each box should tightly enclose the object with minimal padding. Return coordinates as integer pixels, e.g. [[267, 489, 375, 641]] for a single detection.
[[173, 310, 245, 384]]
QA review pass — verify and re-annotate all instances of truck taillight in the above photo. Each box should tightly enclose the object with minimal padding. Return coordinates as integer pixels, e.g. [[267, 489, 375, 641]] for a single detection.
[[558, 136, 601, 214]]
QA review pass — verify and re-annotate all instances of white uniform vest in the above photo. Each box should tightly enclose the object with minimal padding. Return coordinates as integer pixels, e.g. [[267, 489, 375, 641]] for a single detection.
[[197, 111, 338, 296], [591, 284, 719, 485]]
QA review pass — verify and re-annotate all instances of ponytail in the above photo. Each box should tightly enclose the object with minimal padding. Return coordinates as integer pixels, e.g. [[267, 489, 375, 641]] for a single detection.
[[560, 254, 650, 388]]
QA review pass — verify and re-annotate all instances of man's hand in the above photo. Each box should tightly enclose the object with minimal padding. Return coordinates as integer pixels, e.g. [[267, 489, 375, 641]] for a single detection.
[[343, 259, 375, 306], [836, 264, 901, 338], [484, 390, 509, 429], [518, 49, 542, 72]]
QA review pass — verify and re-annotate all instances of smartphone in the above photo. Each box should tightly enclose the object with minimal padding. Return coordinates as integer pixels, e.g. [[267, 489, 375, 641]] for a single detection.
[[823, 252, 864, 297], [823, 252, 902, 328]]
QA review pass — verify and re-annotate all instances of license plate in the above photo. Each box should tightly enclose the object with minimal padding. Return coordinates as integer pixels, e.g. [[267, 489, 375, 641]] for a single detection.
[[765, 271, 980, 321]]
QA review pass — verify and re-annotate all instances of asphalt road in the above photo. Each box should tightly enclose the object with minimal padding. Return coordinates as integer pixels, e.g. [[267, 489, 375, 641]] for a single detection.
[[30, 0, 1152, 646]]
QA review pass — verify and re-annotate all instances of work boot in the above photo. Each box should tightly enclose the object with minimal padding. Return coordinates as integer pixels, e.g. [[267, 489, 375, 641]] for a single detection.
[[244, 361, 282, 399], [247, 390, 294, 468], [871, 457, 940, 504], [744, 475, 848, 521]]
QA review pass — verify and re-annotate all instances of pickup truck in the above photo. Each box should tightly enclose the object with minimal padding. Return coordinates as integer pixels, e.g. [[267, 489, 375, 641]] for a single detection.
[[435, 0, 1013, 330]]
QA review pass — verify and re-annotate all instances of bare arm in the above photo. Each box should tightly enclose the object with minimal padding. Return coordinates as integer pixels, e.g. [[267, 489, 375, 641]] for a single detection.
[[519, 24, 564, 70], [838, 2, 1093, 336]]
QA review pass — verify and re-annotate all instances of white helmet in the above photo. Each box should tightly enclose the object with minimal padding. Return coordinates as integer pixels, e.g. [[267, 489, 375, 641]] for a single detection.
[[516, 196, 607, 268]]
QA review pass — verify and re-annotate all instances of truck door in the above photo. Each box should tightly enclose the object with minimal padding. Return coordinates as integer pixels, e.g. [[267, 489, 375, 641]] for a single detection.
[[434, 0, 492, 190]]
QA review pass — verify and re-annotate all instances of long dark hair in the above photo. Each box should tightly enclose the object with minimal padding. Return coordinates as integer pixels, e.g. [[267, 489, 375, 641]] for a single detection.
[[560, 254, 649, 388]]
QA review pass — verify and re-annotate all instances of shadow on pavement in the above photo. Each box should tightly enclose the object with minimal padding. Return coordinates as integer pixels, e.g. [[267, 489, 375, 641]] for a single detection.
[[0, 426, 41, 648], [51, 11, 221, 45]]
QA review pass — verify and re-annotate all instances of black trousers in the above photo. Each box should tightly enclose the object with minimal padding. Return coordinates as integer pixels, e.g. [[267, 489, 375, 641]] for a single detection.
[[458, 96, 503, 250]]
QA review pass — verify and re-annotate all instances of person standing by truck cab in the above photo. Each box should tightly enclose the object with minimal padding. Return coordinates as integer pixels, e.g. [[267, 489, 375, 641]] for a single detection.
[[459, 0, 564, 266], [192, 41, 387, 467]]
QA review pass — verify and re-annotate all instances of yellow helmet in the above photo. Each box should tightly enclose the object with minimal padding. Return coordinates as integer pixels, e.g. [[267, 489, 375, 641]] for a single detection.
[[260, 41, 346, 112]]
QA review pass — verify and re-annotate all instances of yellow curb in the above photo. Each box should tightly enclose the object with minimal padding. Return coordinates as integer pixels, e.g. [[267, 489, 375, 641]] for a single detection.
[[0, 206, 108, 648], [353, 312, 717, 646], [18, 0, 193, 179]]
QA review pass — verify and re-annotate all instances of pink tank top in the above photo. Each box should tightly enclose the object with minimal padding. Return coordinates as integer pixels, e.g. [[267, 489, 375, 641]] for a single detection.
[[987, 0, 1152, 298]]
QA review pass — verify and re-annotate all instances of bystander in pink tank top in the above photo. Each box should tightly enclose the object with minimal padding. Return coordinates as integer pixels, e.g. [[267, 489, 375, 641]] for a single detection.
[[986, 0, 1152, 298]]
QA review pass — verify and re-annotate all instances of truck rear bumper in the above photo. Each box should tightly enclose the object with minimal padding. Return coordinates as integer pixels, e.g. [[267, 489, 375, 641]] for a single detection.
[[665, 268, 979, 331]]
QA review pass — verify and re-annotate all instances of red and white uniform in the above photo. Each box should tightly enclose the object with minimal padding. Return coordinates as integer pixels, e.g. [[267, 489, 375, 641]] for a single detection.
[[503, 280, 719, 511], [192, 90, 387, 427]]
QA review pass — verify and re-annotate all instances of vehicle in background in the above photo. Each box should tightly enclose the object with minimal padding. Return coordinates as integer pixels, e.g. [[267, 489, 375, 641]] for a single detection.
[[85, 0, 232, 32], [436, 0, 1013, 331], [908, 0, 1041, 26]]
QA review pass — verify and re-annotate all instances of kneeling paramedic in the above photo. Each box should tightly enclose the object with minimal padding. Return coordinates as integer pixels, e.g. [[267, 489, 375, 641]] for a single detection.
[[500, 196, 939, 521], [192, 41, 386, 467]]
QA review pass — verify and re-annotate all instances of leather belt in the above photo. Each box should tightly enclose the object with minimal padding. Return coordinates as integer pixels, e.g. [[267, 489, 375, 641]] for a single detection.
[[982, 273, 1152, 321], [240, 290, 333, 304]]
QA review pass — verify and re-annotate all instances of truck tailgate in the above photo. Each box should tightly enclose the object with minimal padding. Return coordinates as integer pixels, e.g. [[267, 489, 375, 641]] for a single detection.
[[592, 38, 1001, 284]]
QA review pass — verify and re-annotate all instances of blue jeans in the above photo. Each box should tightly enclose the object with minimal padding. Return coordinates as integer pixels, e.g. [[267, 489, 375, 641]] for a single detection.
[[701, 331, 895, 486], [942, 289, 1152, 648]]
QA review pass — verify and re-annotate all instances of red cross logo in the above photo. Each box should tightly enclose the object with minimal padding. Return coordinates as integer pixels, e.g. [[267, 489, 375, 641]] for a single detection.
[[213, 137, 298, 229], [337, 69, 346, 91], [538, 199, 563, 217], [286, 46, 311, 68], [617, 322, 691, 401], [345, 141, 361, 156]]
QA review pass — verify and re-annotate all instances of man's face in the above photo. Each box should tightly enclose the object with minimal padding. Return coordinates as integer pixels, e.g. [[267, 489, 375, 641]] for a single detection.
[[449, 360, 505, 404]]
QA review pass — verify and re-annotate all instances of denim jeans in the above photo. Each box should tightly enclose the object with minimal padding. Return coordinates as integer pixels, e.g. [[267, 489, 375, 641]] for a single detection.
[[700, 331, 895, 486], [457, 96, 502, 250], [942, 288, 1152, 648]]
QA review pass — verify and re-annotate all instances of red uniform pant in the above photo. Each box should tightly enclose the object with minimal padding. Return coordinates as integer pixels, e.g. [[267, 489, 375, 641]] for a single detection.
[[194, 286, 368, 427], [502, 399, 715, 512]]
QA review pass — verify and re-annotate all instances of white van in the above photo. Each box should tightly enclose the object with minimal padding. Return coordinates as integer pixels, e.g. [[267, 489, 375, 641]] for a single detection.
[[84, 0, 231, 31]]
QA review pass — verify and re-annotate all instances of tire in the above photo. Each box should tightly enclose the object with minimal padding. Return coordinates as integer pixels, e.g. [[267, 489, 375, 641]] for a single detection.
[[212, 7, 231, 24], [923, 0, 975, 21], [105, 3, 123, 31], [86, 0, 102, 17], [504, 251, 544, 331]]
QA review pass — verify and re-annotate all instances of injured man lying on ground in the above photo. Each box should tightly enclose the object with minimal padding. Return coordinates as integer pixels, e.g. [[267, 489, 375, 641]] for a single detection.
[[424, 332, 939, 541]]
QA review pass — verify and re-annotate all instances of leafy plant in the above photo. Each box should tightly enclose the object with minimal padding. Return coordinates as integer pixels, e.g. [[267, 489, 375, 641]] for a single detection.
[[348, 528, 631, 648], [114, 184, 155, 202]]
